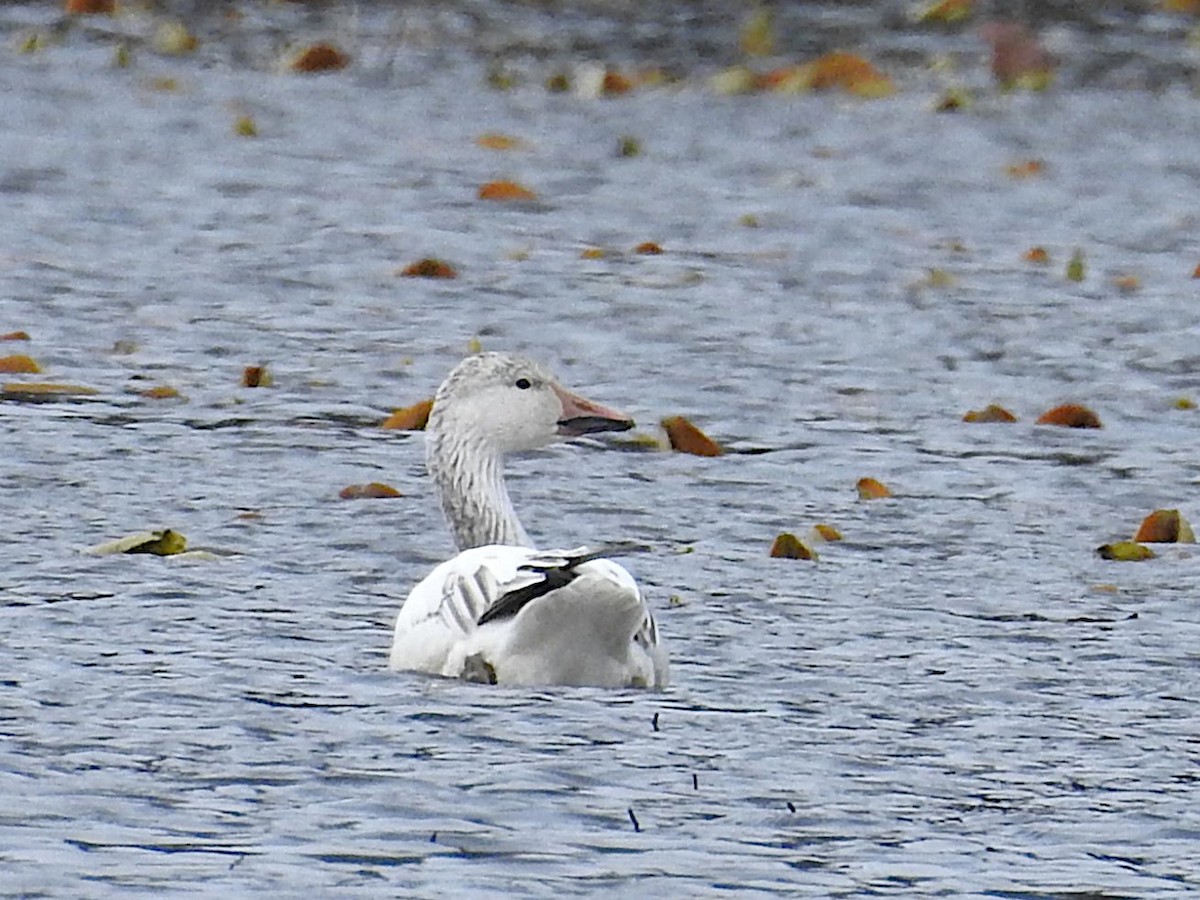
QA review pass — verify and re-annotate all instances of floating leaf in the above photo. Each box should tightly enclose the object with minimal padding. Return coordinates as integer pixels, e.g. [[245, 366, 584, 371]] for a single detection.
[[963, 403, 1017, 423], [580, 247, 607, 260], [1005, 159, 1044, 178], [1023, 246, 1050, 264], [153, 20, 198, 55], [1133, 509, 1196, 543], [616, 136, 641, 157], [770, 532, 817, 560], [856, 477, 892, 499], [86, 529, 188, 557], [1035, 403, 1101, 428], [739, 8, 775, 57], [711, 65, 760, 95], [0, 354, 41, 374], [1174, 396, 1195, 410], [602, 69, 634, 95], [478, 180, 537, 202], [1096, 541, 1155, 562], [545, 72, 571, 93], [287, 43, 349, 73], [1112, 274, 1140, 293], [242, 365, 272, 388], [1, 382, 99, 401], [933, 88, 973, 112], [234, 115, 257, 137], [476, 133, 523, 151], [1192, 262, 1200, 278], [113, 43, 131, 67], [381, 398, 433, 430], [981, 21, 1054, 90], [634, 241, 664, 255], [140, 385, 183, 400], [1, 331, 30, 341], [772, 51, 895, 98], [399, 258, 457, 279], [65, 0, 115, 13], [661, 416, 723, 457], [812, 524, 843, 542], [339, 482, 403, 500], [467, 337, 484, 354], [914, 0, 973, 24], [1065, 249, 1086, 281]]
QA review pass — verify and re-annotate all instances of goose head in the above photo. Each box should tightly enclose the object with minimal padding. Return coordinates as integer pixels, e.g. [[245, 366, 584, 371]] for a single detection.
[[429, 353, 634, 454]]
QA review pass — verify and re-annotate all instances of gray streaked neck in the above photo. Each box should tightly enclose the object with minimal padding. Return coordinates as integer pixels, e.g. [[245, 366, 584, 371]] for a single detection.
[[427, 426, 532, 552]]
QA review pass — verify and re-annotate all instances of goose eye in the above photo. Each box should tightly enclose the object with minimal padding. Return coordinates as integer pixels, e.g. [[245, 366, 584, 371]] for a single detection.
[[514, 378, 532, 390]]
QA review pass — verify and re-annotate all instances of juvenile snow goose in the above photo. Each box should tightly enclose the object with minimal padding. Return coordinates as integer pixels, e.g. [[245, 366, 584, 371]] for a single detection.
[[389, 352, 668, 689]]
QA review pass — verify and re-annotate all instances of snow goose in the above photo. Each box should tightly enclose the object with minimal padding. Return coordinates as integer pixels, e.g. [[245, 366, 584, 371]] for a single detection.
[[389, 352, 668, 689]]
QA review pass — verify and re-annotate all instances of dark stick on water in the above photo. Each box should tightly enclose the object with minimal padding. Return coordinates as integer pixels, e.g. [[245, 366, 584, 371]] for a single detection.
[[651, 712, 659, 732], [627, 807, 641, 832], [692, 773, 698, 790]]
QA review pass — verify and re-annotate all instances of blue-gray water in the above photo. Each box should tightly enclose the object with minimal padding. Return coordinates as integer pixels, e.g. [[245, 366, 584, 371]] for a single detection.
[[2, 3, 1199, 896]]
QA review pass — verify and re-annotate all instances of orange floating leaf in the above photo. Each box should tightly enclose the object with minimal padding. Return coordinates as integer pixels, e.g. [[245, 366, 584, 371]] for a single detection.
[[856, 477, 892, 499], [1, 382, 99, 400], [241, 365, 272, 388], [1005, 159, 1044, 178], [1133, 509, 1196, 543], [963, 403, 1017, 423], [812, 524, 843, 542], [65, 0, 115, 13], [1035, 403, 1102, 428], [381, 398, 434, 430], [1096, 541, 1155, 562], [1112, 274, 1140, 293], [1023, 246, 1050, 264], [476, 133, 523, 151], [770, 532, 817, 560], [339, 482, 403, 500], [806, 51, 895, 98], [140, 385, 183, 400], [661, 416, 723, 457], [399, 258, 457, 279], [1, 331, 30, 341], [0, 354, 40, 374], [1192, 262, 1200, 278], [634, 241, 664, 255], [580, 247, 607, 260], [287, 43, 349, 73], [478, 180, 537, 202]]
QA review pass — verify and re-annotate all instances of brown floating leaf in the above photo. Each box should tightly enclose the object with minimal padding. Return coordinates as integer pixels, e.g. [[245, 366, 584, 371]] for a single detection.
[[1035, 403, 1102, 428], [856, 477, 892, 499], [1096, 541, 1155, 562], [476, 133, 524, 151], [1, 331, 30, 341], [634, 241, 664, 255], [1, 382, 99, 401], [381, 398, 434, 430], [1133, 509, 1196, 543], [287, 43, 350, 73], [963, 403, 1017, 423], [661, 415, 723, 457], [399, 258, 457, 279], [1005, 159, 1044, 178], [770, 532, 817, 560], [1023, 246, 1050, 264], [65, 0, 115, 13], [1192, 262, 1200, 278], [478, 180, 537, 202], [242, 365, 272, 388], [0, 354, 40, 374], [339, 482, 403, 500], [980, 21, 1054, 90], [602, 69, 634, 95]]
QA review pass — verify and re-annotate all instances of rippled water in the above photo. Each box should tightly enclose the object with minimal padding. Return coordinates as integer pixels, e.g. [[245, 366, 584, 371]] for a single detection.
[[2, 2, 1199, 896]]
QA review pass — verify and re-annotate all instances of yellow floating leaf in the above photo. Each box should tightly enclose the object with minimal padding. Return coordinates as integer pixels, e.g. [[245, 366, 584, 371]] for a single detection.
[[933, 88, 972, 112], [914, 0, 973, 23], [242, 365, 272, 388], [381, 398, 433, 430], [234, 115, 257, 137], [398, 258, 457, 279], [1174, 396, 1196, 410], [711, 65, 760, 95], [856, 477, 892, 499], [478, 180, 537, 202], [287, 43, 350, 73], [0, 353, 40, 374], [812, 523, 843, 542], [140, 385, 183, 400], [1, 382, 99, 401], [339, 482, 403, 500], [1096, 541, 1155, 562], [476, 133, 524, 151], [661, 415, 723, 457], [739, 8, 775, 57], [1133, 509, 1196, 543], [963, 403, 1017, 423], [467, 337, 484, 354], [580, 247, 607, 260], [153, 20, 198, 55], [770, 532, 817, 560], [86, 529, 188, 557], [1035, 403, 1101, 428]]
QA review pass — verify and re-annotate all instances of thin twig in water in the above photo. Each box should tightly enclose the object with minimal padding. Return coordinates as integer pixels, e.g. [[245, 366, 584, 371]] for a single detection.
[[627, 808, 640, 832]]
